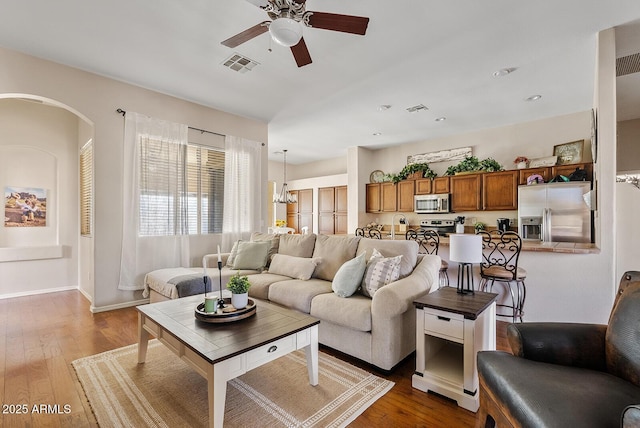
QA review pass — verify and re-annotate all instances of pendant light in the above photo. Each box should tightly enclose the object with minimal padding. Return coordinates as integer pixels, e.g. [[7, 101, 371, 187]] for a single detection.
[[274, 150, 297, 204]]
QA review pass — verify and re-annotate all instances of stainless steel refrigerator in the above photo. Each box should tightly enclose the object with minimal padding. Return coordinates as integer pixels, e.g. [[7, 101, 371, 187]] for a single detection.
[[518, 182, 593, 243]]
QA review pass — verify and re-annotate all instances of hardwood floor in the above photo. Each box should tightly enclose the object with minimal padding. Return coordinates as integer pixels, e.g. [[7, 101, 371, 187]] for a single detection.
[[0, 290, 510, 427]]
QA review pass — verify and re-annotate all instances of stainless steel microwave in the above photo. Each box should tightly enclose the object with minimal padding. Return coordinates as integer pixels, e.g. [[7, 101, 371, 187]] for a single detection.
[[414, 194, 450, 214]]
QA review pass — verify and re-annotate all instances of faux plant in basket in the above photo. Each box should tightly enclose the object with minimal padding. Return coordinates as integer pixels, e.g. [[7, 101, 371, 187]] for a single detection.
[[227, 272, 251, 309], [445, 156, 504, 175]]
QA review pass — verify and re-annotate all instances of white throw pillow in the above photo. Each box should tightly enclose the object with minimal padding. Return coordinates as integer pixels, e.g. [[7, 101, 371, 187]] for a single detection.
[[332, 252, 366, 298], [361, 249, 402, 298], [268, 254, 318, 280]]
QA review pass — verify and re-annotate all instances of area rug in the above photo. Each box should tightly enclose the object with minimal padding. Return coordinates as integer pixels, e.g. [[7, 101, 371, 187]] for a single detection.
[[72, 340, 394, 427]]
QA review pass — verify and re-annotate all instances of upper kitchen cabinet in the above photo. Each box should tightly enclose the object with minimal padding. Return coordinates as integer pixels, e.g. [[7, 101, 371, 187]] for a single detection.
[[432, 177, 450, 194], [397, 180, 415, 212], [366, 183, 381, 213], [381, 182, 398, 212], [552, 163, 593, 182], [482, 170, 518, 210], [450, 173, 482, 212], [415, 178, 432, 195], [518, 167, 553, 185]]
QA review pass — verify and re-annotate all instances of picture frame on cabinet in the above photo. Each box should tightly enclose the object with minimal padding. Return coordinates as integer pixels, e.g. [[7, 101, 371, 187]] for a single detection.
[[553, 140, 584, 165]]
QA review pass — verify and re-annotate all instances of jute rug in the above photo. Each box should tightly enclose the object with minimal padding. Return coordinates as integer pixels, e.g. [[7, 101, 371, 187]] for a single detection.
[[72, 340, 394, 427]]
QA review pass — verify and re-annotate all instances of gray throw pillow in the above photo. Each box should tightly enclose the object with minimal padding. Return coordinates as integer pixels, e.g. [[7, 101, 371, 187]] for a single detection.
[[231, 241, 270, 270], [332, 252, 366, 298]]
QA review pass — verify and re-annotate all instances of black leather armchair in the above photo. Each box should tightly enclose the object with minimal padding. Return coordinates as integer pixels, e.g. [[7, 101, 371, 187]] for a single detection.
[[476, 271, 640, 428]]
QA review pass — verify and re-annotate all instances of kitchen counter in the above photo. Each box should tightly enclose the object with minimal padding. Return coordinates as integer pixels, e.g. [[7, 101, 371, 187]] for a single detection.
[[373, 227, 599, 254]]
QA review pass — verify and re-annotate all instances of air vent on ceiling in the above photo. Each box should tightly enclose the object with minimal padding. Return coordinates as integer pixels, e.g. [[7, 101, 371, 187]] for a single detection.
[[222, 53, 259, 73], [406, 104, 429, 113], [616, 52, 640, 77]]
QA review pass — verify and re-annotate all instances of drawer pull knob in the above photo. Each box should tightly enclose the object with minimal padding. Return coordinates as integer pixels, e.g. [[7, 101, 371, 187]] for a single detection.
[[268, 345, 278, 353], [437, 316, 451, 322]]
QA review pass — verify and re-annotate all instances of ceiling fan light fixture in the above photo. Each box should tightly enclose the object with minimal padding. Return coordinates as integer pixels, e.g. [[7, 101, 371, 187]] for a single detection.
[[269, 17, 303, 47]]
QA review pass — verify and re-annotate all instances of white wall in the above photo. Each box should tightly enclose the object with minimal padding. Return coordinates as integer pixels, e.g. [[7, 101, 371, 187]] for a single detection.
[[617, 118, 640, 172], [0, 46, 268, 311]]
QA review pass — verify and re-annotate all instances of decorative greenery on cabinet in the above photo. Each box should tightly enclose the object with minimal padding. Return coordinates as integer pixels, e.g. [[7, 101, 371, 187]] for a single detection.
[[389, 162, 437, 183], [445, 156, 504, 175]]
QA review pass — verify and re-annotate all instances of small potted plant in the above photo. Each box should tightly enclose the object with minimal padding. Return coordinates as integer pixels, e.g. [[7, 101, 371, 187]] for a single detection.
[[474, 222, 486, 233], [514, 156, 529, 169], [227, 272, 251, 309]]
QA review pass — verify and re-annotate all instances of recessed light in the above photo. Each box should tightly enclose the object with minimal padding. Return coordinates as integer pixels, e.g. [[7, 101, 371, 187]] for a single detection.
[[378, 105, 391, 111], [492, 67, 517, 77], [525, 94, 542, 102], [373, 132, 382, 136], [435, 117, 447, 122]]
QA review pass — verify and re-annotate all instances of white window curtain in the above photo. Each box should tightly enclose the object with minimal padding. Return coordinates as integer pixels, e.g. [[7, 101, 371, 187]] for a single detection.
[[221, 136, 263, 251], [118, 112, 189, 291]]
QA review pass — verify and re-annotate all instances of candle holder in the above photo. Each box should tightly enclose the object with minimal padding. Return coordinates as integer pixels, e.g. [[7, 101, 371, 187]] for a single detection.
[[217, 260, 225, 310]]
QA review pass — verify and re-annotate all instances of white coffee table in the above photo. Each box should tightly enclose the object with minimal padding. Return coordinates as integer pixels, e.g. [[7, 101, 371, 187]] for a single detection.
[[137, 294, 320, 428]]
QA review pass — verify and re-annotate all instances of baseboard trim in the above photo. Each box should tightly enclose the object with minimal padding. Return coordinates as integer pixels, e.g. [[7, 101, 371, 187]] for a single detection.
[[90, 298, 150, 313], [0, 285, 77, 300]]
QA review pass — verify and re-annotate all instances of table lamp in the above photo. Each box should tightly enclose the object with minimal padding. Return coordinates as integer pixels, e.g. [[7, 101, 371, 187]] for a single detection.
[[449, 234, 482, 294]]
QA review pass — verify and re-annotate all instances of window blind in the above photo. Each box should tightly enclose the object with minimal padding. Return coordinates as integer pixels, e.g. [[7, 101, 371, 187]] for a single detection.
[[138, 136, 224, 236], [80, 141, 93, 236]]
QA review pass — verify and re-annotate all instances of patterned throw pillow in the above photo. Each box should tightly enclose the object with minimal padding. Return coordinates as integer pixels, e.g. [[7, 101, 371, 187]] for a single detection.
[[361, 249, 402, 298]]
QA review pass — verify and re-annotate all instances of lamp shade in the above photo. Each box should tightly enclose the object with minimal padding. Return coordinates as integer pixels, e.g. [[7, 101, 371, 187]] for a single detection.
[[449, 234, 482, 263], [269, 17, 303, 47]]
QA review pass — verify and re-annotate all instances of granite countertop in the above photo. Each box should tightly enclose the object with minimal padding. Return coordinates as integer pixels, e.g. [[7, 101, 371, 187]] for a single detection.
[[376, 225, 599, 254]]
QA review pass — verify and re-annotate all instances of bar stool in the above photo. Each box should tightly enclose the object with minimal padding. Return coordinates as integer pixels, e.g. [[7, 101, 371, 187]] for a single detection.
[[477, 230, 527, 322], [406, 229, 450, 287], [355, 227, 382, 239]]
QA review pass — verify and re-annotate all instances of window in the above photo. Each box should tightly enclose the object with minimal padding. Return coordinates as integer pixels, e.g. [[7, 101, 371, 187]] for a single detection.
[[80, 140, 93, 236], [138, 137, 224, 236]]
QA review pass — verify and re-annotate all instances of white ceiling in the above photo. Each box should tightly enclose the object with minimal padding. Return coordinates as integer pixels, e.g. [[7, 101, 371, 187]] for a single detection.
[[1, 0, 640, 164]]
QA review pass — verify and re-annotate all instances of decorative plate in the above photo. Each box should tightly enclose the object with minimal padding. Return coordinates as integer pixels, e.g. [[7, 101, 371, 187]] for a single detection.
[[370, 170, 385, 183]]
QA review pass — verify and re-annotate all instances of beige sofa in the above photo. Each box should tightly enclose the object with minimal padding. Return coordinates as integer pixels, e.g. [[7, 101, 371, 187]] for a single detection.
[[145, 233, 441, 371]]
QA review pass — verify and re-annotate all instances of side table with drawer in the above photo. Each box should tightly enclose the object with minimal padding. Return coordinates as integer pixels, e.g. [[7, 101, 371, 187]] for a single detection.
[[412, 287, 498, 412]]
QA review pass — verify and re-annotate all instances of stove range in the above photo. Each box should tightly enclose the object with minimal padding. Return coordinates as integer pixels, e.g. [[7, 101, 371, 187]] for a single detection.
[[419, 219, 456, 236]]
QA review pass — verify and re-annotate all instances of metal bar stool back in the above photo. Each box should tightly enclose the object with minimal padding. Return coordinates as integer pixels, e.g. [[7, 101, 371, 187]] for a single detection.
[[355, 227, 382, 239], [477, 230, 527, 322], [406, 228, 450, 287]]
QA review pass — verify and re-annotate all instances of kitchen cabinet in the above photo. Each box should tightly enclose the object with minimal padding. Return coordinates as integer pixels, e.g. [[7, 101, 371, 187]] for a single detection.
[[552, 163, 593, 182], [482, 170, 518, 210], [450, 174, 482, 212], [432, 177, 450, 194], [286, 188, 313, 233], [381, 182, 398, 212], [366, 183, 381, 213], [415, 179, 432, 195], [319, 185, 348, 234], [397, 180, 415, 212], [518, 167, 552, 185]]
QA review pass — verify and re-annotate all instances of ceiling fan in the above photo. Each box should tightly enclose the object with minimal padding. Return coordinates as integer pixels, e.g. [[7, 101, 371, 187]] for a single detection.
[[221, 0, 370, 67]]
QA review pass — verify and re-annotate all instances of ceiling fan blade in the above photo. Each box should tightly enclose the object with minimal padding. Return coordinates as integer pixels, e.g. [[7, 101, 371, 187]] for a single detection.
[[290, 38, 312, 67], [221, 21, 270, 48], [306, 12, 369, 35]]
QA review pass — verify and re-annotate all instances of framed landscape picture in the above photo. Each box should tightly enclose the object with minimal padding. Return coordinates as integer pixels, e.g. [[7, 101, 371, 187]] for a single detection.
[[4, 186, 47, 227], [553, 140, 584, 165]]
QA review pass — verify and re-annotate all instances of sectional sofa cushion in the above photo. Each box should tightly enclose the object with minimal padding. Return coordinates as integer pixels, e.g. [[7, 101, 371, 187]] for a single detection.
[[226, 240, 240, 267], [332, 252, 366, 297], [246, 272, 293, 300], [360, 249, 402, 298], [230, 241, 270, 270], [311, 292, 372, 332], [268, 254, 318, 280], [278, 233, 317, 258], [268, 278, 333, 314], [356, 238, 418, 278], [311, 234, 361, 281]]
